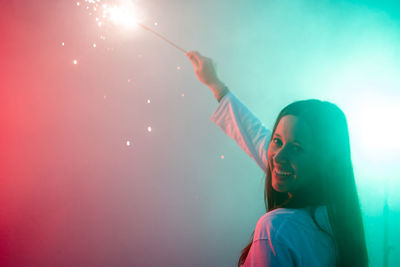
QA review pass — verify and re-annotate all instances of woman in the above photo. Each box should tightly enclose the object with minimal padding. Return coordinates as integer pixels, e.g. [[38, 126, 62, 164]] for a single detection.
[[186, 51, 368, 267]]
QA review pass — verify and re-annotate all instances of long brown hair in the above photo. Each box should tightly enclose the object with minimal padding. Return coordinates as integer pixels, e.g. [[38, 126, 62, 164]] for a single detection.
[[238, 99, 368, 267]]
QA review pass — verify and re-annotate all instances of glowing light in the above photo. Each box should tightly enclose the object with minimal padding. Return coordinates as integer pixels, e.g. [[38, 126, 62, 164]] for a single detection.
[[61, 42, 65, 46], [147, 126, 152, 132], [343, 91, 400, 160], [93, 43, 97, 48], [104, 2, 137, 29], [104, 95, 107, 99], [73, 59, 78, 64], [181, 93, 184, 97], [76, 2, 80, 6], [127, 79, 131, 83], [221, 155, 225, 159], [177, 66, 181, 70], [126, 140, 131, 146], [147, 99, 151, 104], [154, 22, 158, 26]]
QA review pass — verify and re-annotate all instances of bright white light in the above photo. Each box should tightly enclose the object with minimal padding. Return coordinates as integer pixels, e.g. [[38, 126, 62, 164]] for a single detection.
[[73, 59, 78, 64], [147, 126, 152, 132], [345, 91, 400, 160], [126, 140, 131, 146], [147, 99, 151, 104], [93, 43, 97, 48], [61, 42, 65, 46], [105, 2, 137, 29]]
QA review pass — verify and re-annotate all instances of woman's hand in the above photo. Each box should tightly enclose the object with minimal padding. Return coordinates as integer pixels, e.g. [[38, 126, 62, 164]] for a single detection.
[[186, 51, 229, 101]]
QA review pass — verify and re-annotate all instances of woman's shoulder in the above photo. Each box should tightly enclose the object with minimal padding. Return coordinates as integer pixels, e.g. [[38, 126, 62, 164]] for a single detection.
[[253, 206, 330, 242]]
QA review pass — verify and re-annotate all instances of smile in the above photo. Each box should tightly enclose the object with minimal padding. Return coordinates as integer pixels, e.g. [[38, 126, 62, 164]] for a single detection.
[[274, 169, 293, 176]]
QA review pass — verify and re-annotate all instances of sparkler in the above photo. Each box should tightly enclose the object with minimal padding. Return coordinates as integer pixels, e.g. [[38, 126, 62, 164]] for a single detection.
[[136, 22, 187, 54], [78, 0, 187, 54]]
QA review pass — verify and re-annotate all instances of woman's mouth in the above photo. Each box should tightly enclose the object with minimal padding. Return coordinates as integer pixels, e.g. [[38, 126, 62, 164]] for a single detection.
[[274, 169, 294, 177]]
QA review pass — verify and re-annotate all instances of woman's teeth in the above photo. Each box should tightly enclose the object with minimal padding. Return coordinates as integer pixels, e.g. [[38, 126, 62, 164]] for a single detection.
[[274, 169, 293, 176]]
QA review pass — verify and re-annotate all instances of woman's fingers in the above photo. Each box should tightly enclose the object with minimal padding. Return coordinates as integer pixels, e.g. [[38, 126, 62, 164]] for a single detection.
[[186, 51, 201, 69]]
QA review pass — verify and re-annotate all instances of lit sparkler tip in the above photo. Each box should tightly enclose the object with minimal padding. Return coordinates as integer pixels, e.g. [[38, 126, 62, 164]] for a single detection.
[[106, 4, 137, 29]]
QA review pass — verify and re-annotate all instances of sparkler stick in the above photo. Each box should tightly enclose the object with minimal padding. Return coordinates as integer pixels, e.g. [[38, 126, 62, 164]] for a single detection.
[[137, 22, 187, 54], [79, 1, 187, 54]]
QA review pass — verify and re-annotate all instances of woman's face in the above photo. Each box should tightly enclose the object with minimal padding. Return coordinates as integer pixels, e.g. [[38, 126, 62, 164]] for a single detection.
[[267, 115, 320, 193]]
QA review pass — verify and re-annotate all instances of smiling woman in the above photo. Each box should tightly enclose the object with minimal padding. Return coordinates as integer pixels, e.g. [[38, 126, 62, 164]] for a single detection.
[[268, 114, 318, 194], [187, 51, 369, 267]]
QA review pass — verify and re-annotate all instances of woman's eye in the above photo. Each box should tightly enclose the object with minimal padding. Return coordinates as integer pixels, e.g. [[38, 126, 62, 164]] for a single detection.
[[292, 145, 302, 152], [272, 138, 282, 145]]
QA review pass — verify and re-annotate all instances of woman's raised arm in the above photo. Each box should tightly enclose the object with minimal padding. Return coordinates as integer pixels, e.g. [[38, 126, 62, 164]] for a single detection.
[[187, 51, 271, 172]]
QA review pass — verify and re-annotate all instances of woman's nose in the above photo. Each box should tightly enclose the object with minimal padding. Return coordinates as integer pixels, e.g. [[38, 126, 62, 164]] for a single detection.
[[274, 146, 289, 164]]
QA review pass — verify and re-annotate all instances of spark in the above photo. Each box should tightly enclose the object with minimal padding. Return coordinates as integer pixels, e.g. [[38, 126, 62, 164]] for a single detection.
[[126, 140, 131, 146], [147, 99, 151, 104], [93, 43, 97, 48], [79, 0, 186, 53], [147, 126, 152, 132], [73, 59, 78, 64], [61, 42, 65, 46], [105, 3, 137, 29], [76, 2, 80, 6]]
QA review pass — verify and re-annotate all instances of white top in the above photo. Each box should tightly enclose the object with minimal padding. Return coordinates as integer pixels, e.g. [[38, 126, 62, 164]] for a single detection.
[[210, 91, 337, 266], [210, 91, 271, 172]]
